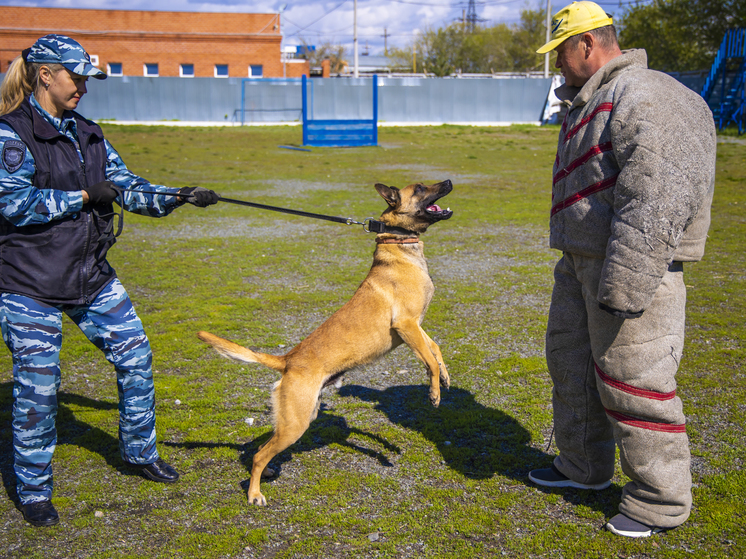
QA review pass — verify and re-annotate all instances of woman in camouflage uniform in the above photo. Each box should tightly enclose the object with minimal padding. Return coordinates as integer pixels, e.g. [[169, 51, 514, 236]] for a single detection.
[[0, 35, 219, 527]]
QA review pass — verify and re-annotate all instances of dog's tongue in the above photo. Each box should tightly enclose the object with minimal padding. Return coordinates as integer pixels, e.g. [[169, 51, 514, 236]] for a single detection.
[[427, 204, 442, 212]]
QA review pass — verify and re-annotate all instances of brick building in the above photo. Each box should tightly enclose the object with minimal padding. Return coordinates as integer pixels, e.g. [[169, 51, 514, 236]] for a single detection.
[[0, 6, 308, 79]]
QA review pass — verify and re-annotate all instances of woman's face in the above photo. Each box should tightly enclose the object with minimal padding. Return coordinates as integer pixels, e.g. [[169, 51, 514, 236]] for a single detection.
[[37, 66, 88, 118]]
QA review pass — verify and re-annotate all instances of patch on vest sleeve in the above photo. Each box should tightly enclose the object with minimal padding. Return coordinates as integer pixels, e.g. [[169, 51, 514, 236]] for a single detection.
[[2, 139, 27, 173]]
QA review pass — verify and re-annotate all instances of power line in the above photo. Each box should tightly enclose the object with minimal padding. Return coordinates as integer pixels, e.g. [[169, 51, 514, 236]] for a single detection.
[[385, 0, 523, 5], [283, 0, 350, 37]]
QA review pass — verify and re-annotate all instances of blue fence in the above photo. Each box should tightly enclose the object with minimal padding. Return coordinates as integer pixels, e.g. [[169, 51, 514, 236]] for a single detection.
[[0, 70, 722, 126], [66, 75, 553, 126]]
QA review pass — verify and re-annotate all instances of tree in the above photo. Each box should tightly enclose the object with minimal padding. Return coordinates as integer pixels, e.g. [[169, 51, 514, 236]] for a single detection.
[[386, 6, 548, 75], [618, 0, 746, 72], [299, 40, 348, 74], [506, 8, 546, 73]]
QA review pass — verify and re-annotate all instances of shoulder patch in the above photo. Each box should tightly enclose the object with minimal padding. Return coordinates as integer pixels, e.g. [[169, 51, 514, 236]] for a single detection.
[[2, 139, 26, 173]]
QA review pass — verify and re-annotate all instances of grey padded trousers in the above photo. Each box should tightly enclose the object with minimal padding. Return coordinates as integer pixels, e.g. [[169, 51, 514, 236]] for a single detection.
[[546, 252, 691, 529]]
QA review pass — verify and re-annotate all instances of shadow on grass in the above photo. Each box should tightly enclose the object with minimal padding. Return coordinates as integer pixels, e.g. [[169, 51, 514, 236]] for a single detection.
[[0, 381, 620, 518], [0, 382, 163, 507], [163, 410, 400, 489], [338, 383, 621, 516], [165, 383, 554, 492], [339, 383, 547, 479]]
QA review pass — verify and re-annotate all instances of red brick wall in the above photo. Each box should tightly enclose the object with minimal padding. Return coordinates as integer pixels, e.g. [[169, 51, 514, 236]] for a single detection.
[[0, 7, 308, 78]]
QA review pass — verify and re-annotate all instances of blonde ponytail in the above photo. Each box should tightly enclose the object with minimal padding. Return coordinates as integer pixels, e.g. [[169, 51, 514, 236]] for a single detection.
[[0, 57, 33, 115], [0, 56, 63, 116]]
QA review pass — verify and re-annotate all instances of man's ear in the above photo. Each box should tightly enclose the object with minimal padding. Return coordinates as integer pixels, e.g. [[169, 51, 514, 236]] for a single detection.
[[375, 183, 400, 207], [582, 32, 594, 58]]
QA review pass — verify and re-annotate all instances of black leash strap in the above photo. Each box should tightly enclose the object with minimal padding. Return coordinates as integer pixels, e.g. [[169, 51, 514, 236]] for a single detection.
[[116, 188, 408, 235]]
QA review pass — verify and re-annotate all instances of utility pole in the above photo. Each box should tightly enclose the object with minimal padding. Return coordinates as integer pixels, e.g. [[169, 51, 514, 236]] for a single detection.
[[278, 4, 287, 78], [353, 0, 359, 77], [544, 0, 551, 78], [381, 27, 390, 56]]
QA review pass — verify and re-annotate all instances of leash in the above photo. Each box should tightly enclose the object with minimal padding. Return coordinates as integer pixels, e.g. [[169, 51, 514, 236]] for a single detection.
[[115, 188, 412, 235]]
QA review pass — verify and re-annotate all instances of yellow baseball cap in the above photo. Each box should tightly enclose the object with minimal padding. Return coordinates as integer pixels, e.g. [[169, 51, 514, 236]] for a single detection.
[[536, 1, 614, 54]]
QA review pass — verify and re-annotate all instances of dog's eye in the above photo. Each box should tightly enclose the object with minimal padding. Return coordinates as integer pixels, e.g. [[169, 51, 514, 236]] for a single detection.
[[415, 185, 424, 194]]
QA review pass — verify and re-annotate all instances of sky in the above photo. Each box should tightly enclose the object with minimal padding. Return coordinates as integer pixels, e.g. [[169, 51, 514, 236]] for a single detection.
[[5, 0, 653, 57]]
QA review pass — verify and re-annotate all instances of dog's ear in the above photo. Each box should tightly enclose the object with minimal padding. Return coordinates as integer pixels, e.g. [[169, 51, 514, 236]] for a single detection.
[[375, 183, 400, 207]]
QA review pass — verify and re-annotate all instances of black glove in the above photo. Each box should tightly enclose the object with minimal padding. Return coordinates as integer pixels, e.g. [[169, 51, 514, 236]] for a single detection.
[[179, 186, 219, 207], [599, 302, 644, 320], [84, 181, 119, 205]]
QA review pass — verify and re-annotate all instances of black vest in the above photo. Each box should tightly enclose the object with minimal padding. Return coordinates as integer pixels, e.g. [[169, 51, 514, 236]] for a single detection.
[[0, 98, 117, 305]]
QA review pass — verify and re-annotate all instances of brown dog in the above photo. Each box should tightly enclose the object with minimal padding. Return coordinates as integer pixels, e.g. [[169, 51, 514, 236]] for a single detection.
[[198, 179, 453, 505]]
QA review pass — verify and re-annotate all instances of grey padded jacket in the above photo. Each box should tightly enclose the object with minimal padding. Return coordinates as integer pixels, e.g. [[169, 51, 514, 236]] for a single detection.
[[550, 49, 716, 315]]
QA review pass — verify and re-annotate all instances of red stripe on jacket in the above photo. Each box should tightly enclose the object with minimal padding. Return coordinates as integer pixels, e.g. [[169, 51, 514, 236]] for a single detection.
[[605, 409, 687, 433], [595, 363, 677, 401], [550, 175, 618, 216], [563, 103, 613, 144], [554, 142, 614, 185]]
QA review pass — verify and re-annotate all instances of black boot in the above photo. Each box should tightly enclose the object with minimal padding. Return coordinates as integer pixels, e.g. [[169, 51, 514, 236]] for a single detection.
[[128, 458, 180, 483], [21, 500, 59, 527]]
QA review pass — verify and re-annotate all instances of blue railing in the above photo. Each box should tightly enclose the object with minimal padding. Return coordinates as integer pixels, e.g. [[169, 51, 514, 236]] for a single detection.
[[701, 28, 746, 100], [701, 28, 746, 133], [302, 75, 378, 147]]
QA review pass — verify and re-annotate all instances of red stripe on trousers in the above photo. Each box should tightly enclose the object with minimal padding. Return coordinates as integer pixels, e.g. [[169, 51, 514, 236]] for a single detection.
[[550, 175, 618, 216], [605, 409, 687, 433], [554, 142, 614, 185], [563, 103, 613, 144], [595, 363, 677, 401]]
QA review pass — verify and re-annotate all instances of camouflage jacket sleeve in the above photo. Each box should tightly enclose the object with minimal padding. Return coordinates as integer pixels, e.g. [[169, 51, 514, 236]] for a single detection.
[[104, 139, 185, 217], [0, 123, 84, 226]]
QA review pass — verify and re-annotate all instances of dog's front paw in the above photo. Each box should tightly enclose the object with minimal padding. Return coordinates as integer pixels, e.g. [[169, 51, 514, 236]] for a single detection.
[[439, 363, 450, 389], [248, 491, 267, 506], [429, 389, 441, 408]]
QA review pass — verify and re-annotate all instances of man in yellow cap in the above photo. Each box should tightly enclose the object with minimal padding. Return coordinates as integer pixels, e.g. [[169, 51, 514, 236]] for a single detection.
[[529, 1, 716, 538]]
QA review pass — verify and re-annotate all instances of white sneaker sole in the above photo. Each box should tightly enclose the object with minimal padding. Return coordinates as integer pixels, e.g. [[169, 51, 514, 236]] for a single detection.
[[528, 471, 611, 491], [605, 514, 665, 538], [605, 522, 663, 538]]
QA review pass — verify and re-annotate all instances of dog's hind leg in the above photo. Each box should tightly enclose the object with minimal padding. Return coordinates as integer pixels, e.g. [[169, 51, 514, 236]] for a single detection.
[[393, 318, 447, 407], [247, 373, 322, 506]]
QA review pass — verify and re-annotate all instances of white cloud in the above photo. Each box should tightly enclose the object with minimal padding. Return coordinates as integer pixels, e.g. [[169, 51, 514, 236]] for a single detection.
[[4, 0, 646, 55]]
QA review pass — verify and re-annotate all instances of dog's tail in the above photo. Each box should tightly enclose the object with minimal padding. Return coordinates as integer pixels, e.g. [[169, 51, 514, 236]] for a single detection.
[[197, 331, 286, 372]]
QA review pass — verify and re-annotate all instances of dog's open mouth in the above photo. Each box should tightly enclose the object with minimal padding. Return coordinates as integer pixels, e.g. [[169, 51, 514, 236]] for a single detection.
[[425, 203, 453, 220]]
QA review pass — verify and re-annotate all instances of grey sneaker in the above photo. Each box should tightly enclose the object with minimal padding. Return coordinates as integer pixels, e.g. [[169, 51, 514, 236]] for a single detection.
[[528, 464, 611, 490], [605, 513, 664, 538]]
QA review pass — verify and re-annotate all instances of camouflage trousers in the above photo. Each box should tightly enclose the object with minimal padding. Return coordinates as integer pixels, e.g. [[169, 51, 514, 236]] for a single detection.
[[0, 279, 159, 505]]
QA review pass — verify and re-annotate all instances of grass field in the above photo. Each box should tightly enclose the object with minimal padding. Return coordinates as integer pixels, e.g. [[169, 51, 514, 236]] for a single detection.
[[0, 124, 743, 558]]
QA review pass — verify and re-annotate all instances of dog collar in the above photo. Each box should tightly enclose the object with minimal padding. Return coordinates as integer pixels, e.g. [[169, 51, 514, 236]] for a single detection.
[[375, 237, 420, 244]]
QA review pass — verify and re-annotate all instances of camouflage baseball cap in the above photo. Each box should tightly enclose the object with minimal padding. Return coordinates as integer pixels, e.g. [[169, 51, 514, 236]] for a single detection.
[[23, 34, 107, 80]]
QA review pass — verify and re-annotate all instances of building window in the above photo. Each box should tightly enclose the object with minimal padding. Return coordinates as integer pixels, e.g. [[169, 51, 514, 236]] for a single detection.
[[214, 64, 229, 78], [144, 63, 159, 77], [108, 63, 123, 76], [89, 54, 99, 66], [180, 64, 194, 77], [248, 65, 263, 78]]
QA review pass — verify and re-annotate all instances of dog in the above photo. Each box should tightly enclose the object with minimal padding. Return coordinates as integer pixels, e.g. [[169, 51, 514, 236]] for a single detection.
[[198, 179, 453, 506]]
